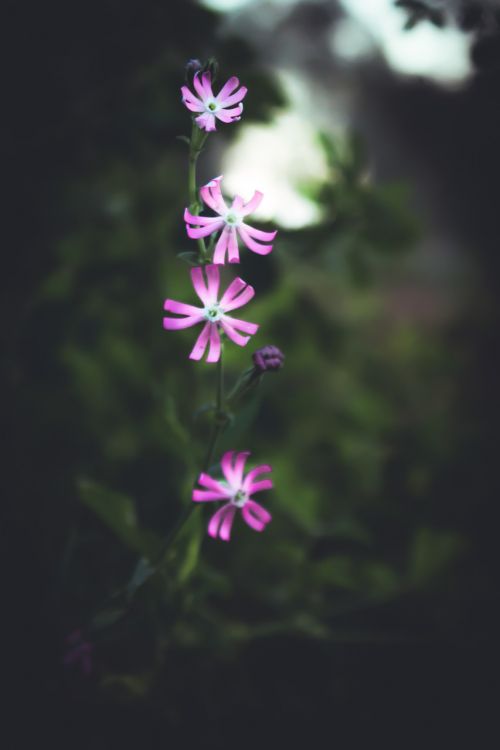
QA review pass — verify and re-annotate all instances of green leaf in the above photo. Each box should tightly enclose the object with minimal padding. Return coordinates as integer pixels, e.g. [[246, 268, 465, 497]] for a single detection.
[[127, 557, 155, 598], [176, 251, 200, 266], [78, 478, 162, 559]]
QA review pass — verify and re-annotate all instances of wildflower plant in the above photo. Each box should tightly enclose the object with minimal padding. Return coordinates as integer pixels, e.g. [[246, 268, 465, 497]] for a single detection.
[[71, 58, 284, 654]]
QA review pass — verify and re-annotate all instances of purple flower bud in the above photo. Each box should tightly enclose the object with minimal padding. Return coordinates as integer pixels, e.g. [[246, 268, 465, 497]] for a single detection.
[[252, 345, 284, 373], [184, 59, 203, 84]]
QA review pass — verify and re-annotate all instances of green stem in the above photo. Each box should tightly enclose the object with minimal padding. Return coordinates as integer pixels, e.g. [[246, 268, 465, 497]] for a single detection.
[[154, 345, 226, 562], [188, 121, 209, 262]]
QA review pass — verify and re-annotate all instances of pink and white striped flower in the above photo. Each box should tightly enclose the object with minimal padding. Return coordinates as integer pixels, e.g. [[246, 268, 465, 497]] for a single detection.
[[163, 265, 258, 363], [181, 72, 247, 132], [193, 451, 273, 541], [184, 176, 278, 264]]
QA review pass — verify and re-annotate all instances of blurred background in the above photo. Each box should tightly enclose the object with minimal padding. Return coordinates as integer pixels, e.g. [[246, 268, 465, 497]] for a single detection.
[[4, 0, 500, 745]]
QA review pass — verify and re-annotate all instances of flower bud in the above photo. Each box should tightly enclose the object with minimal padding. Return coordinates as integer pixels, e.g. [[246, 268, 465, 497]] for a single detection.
[[252, 345, 285, 373], [184, 59, 203, 85]]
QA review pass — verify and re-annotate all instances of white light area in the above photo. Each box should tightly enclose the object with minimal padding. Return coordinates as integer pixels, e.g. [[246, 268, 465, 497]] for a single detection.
[[199, 0, 250, 10], [222, 111, 328, 229], [199, 0, 297, 10], [331, 17, 376, 62], [339, 0, 472, 86]]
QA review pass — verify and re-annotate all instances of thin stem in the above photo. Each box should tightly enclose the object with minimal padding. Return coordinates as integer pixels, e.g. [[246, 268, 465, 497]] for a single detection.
[[188, 121, 209, 262]]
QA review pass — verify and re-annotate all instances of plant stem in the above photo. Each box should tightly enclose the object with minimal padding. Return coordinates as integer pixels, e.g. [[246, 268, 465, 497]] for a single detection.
[[188, 122, 209, 262], [155, 345, 226, 561]]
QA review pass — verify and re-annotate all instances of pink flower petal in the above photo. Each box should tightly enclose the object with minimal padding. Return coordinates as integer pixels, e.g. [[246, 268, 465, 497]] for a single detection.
[[200, 176, 228, 215], [221, 284, 255, 313], [189, 322, 211, 360], [242, 224, 278, 242], [243, 465, 272, 492], [227, 227, 240, 263], [216, 76, 240, 102], [219, 319, 251, 347], [181, 86, 204, 112], [198, 472, 231, 495], [190, 267, 209, 305], [222, 314, 259, 335], [213, 226, 230, 264], [238, 225, 273, 255], [232, 451, 251, 487], [163, 312, 203, 330], [218, 86, 247, 108], [195, 113, 216, 132], [205, 264, 220, 303], [163, 299, 204, 317], [208, 503, 232, 539], [193, 71, 209, 100], [206, 323, 221, 363], [187, 222, 221, 239], [220, 277, 246, 307], [231, 195, 244, 212], [215, 105, 243, 124], [242, 505, 266, 532], [241, 191, 263, 216], [201, 71, 214, 98], [248, 478, 274, 495], [184, 208, 223, 226], [219, 505, 237, 541], [192, 489, 227, 502], [246, 499, 272, 524], [221, 451, 236, 486]]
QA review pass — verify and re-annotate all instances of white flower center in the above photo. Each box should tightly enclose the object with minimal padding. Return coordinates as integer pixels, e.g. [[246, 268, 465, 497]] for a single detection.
[[204, 303, 223, 322], [231, 489, 247, 508], [224, 212, 241, 227], [205, 99, 219, 113]]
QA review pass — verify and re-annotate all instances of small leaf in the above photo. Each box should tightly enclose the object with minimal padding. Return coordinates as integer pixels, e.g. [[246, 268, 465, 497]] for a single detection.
[[176, 251, 200, 266], [176, 135, 191, 146]]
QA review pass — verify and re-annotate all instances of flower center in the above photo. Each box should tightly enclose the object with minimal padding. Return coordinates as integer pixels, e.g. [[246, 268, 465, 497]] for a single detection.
[[225, 212, 239, 226], [206, 100, 218, 113], [204, 303, 222, 322], [231, 489, 247, 508]]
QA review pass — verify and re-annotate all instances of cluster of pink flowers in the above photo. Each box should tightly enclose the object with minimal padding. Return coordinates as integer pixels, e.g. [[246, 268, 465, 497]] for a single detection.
[[163, 68, 277, 541]]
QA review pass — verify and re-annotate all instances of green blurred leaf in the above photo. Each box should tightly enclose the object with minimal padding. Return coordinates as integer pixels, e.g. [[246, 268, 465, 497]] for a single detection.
[[78, 479, 162, 559]]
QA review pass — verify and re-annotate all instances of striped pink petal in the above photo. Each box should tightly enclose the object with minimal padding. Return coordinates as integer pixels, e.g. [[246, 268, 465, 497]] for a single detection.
[[218, 87, 247, 108], [241, 191, 263, 216], [216, 76, 240, 102], [200, 176, 228, 215], [197, 472, 231, 496], [243, 465, 273, 492], [238, 225, 274, 255], [222, 314, 259, 335], [215, 105, 243, 124]]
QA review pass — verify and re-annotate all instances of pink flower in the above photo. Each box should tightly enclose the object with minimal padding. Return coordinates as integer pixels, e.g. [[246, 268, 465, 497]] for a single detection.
[[184, 176, 278, 264], [193, 451, 273, 541], [163, 265, 259, 363], [181, 72, 247, 132]]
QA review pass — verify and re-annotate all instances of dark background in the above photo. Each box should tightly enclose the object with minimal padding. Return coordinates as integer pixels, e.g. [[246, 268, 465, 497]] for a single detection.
[[4, 0, 500, 746]]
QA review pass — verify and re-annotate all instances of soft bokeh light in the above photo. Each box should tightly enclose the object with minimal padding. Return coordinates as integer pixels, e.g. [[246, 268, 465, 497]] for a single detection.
[[340, 0, 472, 85], [223, 111, 328, 228]]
